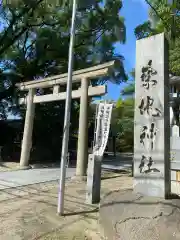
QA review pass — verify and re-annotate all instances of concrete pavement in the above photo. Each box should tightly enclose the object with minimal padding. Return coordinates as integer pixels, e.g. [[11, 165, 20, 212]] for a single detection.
[[102, 153, 132, 171], [102, 161, 132, 171], [0, 171, 126, 240], [100, 188, 180, 240], [0, 153, 132, 190], [0, 167, 75, 190]]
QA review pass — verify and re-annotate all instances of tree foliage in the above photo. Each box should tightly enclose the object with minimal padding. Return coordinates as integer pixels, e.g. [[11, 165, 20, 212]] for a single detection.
[[121, 83, 135, 96], [0, 0, 128, 160], [0, 0, 127, 119], [115, 97, 134, 151], [114, 69, 135, 152], [121, 68, 135, 96], [135, 0, 180, 76], [169, 38, 180, 76]]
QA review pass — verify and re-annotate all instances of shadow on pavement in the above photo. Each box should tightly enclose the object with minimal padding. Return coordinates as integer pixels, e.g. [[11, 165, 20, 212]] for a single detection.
[[63, 207, 99, 217]]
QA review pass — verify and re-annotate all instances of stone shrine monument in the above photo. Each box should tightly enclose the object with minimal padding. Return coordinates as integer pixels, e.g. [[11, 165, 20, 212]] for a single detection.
[[99, 34, 180, 240], [134, 33, 171, 198]]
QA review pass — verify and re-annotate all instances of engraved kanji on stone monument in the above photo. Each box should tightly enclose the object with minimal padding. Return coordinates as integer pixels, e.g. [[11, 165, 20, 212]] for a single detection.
[[139, 120, 160, 173], [138, 61, 160, 174], [140, 123, 157, 150], [141, 60, 157, 90], [139, 155, 160, 174], [138, 96, 162, 117], [134, 33, 170, 198], [139, 155, 155, 173]]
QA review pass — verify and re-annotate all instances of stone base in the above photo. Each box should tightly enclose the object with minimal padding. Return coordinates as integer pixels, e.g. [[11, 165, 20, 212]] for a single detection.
[[71, 175, 87, 182], [18, 165, 32, 170], [100, 189, 180, 240], [86, 154, 102, 204]]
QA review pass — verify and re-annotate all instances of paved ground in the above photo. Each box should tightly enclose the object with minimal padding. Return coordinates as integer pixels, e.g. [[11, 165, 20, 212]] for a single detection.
[[100, 186, 180, 240], [0, 171, 131, 240], [0, 168, 75, 189], [0, 153, 132, 189], [102, 158, 132, 171]]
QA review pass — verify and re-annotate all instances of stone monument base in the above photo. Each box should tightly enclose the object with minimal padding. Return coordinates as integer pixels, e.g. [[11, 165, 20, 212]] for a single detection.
[[86, 154, 102, 204], [100, 189, 180, 240]]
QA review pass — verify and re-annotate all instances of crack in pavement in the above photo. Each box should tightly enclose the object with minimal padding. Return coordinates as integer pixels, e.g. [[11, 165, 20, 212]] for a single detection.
[[114, 208, 177, 234], [115, 212, 163, 226]]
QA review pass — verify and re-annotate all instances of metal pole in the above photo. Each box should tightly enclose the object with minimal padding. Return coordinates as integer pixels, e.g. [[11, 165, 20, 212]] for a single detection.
[[57, 0, 77, 215], [171, 0, 176, 46]]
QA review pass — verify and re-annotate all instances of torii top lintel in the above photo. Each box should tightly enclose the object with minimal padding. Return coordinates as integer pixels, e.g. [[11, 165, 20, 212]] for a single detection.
[[16, 61, 117, 91]]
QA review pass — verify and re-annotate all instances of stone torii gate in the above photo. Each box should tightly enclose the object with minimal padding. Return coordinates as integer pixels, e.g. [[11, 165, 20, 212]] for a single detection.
[[16, 61, 115, 176]]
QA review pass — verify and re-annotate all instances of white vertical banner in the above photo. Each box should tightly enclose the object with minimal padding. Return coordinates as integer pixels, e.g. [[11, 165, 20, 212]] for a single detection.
[[93, 102, 113, 156]]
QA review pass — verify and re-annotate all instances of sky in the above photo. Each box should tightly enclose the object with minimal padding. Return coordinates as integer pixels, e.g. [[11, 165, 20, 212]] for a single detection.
[[104, 0, 149, 100]]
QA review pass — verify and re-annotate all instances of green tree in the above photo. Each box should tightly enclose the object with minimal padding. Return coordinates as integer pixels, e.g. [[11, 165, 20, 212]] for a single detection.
[[113, 69, 135, 152], [0, 0, 128, 160], [169, 39, 180, 76], [0, 0, 127, 119], [115, 97, 134, 152], [121, 69, 135, 96], [135, 0, 180, 76]]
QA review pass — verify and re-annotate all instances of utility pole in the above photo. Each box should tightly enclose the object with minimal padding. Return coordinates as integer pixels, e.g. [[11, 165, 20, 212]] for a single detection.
[[57, 0, 77, 216], [57, 0, 95, 216]]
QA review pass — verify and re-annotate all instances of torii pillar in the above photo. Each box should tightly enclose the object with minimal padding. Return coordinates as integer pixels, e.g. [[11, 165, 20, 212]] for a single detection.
[[20, 88, 35, 168], [76, 78, 89, 177]]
